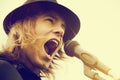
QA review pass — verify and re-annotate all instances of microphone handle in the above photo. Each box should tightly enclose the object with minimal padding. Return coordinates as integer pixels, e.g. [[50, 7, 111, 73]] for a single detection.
[[74, 45, 111, 75], [84, 64, 106, 80], [96, 60, 111, 75]]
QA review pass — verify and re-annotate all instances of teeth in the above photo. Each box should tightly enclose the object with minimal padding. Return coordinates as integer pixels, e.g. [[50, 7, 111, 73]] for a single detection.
[[51, 39, 59, 46]]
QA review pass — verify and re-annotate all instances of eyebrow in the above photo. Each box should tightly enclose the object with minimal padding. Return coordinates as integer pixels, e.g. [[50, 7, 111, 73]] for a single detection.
[[45, 14, 58, 20]]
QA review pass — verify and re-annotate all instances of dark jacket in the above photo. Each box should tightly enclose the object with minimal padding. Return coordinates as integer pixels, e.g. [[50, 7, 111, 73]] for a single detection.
[[0, 54, 41, 80]]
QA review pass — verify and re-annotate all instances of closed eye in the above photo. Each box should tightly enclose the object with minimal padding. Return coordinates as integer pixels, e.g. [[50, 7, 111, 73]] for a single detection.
[[45, 17, 56, 24]]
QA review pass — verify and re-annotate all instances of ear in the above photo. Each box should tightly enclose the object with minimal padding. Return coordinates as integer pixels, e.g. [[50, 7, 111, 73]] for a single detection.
[[12, 46, 21, 59], [13, 32, 21, 44]]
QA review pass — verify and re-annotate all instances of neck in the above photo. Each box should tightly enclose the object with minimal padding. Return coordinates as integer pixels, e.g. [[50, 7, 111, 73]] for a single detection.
[[18, 53, 41, 75]]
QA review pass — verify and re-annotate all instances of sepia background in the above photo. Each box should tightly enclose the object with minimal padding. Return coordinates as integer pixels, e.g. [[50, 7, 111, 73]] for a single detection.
[[0, 0, 120, 80]]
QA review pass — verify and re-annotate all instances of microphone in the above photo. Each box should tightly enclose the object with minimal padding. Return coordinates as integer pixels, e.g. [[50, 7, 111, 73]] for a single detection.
[[64, 40, 111, 78]]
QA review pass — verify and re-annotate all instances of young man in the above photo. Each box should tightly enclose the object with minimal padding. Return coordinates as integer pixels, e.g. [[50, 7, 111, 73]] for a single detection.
[[0, 0, 80, 80]]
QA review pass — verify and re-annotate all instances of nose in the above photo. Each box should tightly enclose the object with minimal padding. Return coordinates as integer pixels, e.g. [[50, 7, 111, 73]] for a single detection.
[[53, 26, 64, 38]]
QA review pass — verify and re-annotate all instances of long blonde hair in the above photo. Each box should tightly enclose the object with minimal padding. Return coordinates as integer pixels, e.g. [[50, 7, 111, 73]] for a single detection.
[[1, 15, 65, 79]]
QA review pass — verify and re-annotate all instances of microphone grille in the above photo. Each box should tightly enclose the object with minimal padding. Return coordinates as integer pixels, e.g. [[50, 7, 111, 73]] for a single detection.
[[64, 40, 79, 56]]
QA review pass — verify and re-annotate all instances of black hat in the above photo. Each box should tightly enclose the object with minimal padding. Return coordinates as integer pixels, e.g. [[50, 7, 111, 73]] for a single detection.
[[3, 0, 80, 42]]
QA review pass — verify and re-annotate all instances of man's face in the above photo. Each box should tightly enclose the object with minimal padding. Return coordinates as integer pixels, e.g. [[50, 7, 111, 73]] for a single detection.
[[22, 13, 65, 70]]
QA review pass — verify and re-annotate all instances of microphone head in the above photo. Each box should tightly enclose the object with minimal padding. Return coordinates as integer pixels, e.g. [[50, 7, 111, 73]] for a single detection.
[[64, 40, 79, 57]]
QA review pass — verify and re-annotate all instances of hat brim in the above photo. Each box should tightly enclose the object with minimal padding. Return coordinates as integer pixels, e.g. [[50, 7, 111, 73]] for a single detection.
[[3, 1, 80, 42]]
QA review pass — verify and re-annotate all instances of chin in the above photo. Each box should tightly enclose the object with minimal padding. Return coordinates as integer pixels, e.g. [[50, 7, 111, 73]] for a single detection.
[[32, 58, 51, 70]]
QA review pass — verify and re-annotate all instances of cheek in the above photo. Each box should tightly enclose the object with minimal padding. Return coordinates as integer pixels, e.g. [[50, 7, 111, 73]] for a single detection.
[[22, 45, 40, 59], [35, 23, 51, 34], [21, 39, 44, 59], [22, 43, 51, 68]]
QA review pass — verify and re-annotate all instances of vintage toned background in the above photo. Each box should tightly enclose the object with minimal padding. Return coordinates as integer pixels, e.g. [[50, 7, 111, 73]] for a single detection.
[[0, 0, 120, 80]]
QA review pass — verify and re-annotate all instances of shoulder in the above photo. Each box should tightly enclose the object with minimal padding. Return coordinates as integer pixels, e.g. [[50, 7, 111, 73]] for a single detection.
[[0, 59, 14, 78], [0, 59, 12, 69], [0, 53, 13, 70], [0, 53, 9, 61], [0, 57, 23, 80], [0, 53, 13, 69]]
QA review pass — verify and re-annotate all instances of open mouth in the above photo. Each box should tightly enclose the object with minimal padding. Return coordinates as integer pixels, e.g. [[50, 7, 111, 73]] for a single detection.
[[44, 39, 59, 56]]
